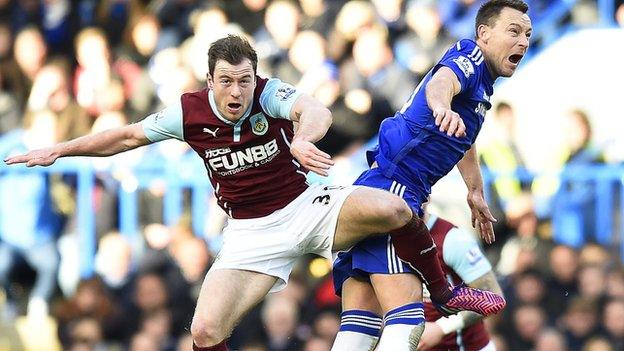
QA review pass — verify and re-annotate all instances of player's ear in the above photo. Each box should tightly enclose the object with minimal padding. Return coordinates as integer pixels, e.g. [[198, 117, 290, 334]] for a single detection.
[[207, 74, 214, 89], [477, 24, 491, 43]]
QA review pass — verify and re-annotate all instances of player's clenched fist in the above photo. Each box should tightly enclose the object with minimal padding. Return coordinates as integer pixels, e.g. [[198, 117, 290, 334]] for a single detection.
[[289, 139, 334, 177], [433, 107, 466, 138]]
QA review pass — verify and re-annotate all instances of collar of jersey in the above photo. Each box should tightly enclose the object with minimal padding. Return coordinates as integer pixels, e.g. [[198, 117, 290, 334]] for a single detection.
[[208, 90, 253, 127]]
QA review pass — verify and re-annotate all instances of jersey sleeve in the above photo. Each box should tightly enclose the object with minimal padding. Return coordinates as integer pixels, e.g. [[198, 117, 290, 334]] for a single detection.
[[140, 100, 184, 142], [434, 39, 484, 94], [442, 227, 492, 283], [259, 78, 303, 120]]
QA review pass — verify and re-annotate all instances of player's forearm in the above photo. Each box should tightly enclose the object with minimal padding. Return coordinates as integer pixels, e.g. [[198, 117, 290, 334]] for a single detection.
[[292, 105, 332, 144], [425, 75, 455, 111], [56, 124, 149, 158], [457, 145, 484, 194]]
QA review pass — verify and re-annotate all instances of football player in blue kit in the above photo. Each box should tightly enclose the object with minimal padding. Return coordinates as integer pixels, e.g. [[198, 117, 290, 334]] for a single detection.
[[331, 1, 532, 350]]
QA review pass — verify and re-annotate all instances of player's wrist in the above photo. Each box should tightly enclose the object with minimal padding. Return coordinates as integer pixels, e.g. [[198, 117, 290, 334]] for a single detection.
[[435, 314, 465, 335]]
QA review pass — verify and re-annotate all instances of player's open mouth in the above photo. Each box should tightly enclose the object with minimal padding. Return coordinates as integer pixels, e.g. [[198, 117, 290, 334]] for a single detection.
[[508, 54, 523, 65], [227, 103, 242, 113]]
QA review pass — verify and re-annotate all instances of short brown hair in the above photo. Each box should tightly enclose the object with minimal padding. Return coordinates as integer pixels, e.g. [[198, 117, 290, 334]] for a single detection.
[[208, 35, 258, 76], [475, 0, 529, 37]]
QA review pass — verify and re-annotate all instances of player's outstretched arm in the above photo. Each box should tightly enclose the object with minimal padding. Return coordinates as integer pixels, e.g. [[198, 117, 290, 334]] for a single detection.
[[425, 67, 466, 138], [457, 144, 496, 244], [289, 94, 334, 176], [418, 271, 503, 350], [3, 123, 151, 167]]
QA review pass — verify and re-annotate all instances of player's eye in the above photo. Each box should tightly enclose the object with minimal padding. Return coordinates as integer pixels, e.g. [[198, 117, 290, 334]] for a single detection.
[[221, 79, 231, 85], [509, 28, 519, 36]]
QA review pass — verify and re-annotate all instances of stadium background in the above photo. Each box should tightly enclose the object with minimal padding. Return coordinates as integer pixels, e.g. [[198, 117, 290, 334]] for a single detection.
[[0, 0, 623, 350]]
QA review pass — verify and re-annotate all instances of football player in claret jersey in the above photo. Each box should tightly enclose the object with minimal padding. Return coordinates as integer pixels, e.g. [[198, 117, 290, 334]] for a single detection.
[[331, 0, 531, 350], [5, 35, 503, 351]]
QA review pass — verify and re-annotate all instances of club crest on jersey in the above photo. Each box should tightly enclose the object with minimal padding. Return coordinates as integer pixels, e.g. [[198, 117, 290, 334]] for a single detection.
[[250, 113, 268, 136], [453, 56, 474, 78]]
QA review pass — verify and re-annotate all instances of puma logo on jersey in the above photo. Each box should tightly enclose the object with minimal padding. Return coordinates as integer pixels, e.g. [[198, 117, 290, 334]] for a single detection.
[[203, 127, 219, 137]]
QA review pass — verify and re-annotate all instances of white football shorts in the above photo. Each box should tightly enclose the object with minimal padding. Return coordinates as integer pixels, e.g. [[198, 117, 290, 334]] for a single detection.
[[209, 183, 359, 292]]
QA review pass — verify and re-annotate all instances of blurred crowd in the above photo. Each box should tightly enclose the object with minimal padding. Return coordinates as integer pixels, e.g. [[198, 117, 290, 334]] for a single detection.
[[0, 0, 624, 350]]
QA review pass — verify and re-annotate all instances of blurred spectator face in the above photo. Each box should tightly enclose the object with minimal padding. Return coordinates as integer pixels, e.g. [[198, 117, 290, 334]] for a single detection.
[[151, 48, 197, 105], [207, 59, 256, 122], [265, 1, 300, 48], [353, 26, 391, 76], [95, 233, 132, 287], [372, 0, 402, 23], [91, 111, 127, 135], [582, 338, 615, 351], [176, 333, 193, 351], [34, 64, 71, 112], [549, 245, 578, 284], [95, 79, 126, 113], [193, 7, 228, 39], [289, 31, 326, 74], [335, 1, 376, 41], [0, 24, 12, 60], [261, 296, 299, 342], [515, 246, 538, 274], [564, 299, 598, 337], [606, 269, 624, 298], [171, 237, 210, 283], [513, 305, 545, 342], [313, 311, 340, 342], [490, 334, 509, 351], [130, 332, 159, 351], [514, 272, 545, 304], [141, 308, 172, 344], [135, 274, 168, 312], [603, 299, 624, 338], [144, 223, 172, 250], [74, 279, 106, 313], [24, 110, 58, 149], [534, 329, 567, 351], [76, 28, 110, 69], [69, 317, 103, 347], [617, 4, 624, 26], [477, 7, 531, 78], [406, 3, 442, 41], [579, 244, 611, 267], [564, 110, 591, 152], [243, 0, 267, 11], [304, 336, 331, 351], [494, 103, 516, 133], [240, 344, 268, 351], [14, 27, 47, 78], [578, 265, 606, 300], [132, 15, 160, 57], [299, 0, 324, 17]]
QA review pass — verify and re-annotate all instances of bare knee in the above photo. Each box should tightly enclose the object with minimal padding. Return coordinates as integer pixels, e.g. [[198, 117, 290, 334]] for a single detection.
[[190, 315, 227, 347], [380, 197, 412, 230]]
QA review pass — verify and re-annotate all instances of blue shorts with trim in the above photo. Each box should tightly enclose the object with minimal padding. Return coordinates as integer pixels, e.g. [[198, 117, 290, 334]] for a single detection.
[[332, 167, 426, 296]]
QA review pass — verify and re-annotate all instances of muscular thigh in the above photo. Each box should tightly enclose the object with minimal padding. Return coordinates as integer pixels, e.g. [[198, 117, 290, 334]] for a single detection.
[[193, 269, 278, 335], [370, 273, 422, 315], [333, 187, 409, 251]]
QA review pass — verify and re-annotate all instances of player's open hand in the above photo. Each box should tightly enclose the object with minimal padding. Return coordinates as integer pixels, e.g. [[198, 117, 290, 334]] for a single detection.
[[417, 322, 444, 350], [433, 107, 466, 138], [3, 148, 59, 167], [290, 139, 334, 176], [467, 191, 497, 244]]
